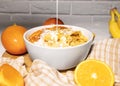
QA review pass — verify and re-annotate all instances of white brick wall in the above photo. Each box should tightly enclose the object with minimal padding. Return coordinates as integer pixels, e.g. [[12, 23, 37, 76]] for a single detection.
[[0, 0, 120, 28]]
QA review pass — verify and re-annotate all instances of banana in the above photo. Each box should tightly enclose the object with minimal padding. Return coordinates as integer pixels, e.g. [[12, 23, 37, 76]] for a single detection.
[[113, 7, 120, 28], [109, 9, 120, 38]]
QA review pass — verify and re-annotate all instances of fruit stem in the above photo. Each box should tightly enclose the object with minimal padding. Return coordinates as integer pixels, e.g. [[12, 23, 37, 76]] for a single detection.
[[113, 7, 120, 18], [13, 23, 17, 26], [110, 9, 115, 22]]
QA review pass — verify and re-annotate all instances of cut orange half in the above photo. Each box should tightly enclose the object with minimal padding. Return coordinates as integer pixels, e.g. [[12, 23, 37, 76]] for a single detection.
[[0, 64, 24, 86], [74, 59, 114, 86]]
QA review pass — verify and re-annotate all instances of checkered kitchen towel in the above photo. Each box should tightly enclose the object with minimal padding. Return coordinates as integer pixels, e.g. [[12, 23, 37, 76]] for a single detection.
[[88, 38, 120, 82], [0, 38, 120, 86], [24, 38, 120, 86], [24, 59, 76, 86]]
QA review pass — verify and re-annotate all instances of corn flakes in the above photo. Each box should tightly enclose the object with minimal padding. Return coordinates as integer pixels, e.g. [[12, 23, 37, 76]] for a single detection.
[[28, 26, 88, 47]]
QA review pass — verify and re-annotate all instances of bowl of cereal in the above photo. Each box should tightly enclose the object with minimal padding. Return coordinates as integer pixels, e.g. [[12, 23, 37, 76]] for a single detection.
[[23, 25, 94, 70]]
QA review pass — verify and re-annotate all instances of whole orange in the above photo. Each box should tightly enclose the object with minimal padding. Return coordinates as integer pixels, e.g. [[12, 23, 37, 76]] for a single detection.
[[1, 24, 27, 55]]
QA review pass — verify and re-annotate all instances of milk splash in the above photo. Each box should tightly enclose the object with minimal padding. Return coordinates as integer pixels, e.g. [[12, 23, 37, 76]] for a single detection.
[[56, 0, 58, 29]]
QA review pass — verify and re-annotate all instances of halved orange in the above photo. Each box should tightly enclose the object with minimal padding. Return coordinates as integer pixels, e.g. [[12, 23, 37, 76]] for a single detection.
[[74, 59, 114, 86], [0, 64, 24, 86]]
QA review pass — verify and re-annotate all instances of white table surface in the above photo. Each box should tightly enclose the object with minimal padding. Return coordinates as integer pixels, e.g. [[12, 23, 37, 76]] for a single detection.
[[0, 22, 111, 57], [1, 24, 120, 86]]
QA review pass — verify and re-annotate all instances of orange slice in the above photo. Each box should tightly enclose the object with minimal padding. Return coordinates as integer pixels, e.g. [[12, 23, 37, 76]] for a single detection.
[[0, 64, 24, 86], [74, 59, 114, 86]]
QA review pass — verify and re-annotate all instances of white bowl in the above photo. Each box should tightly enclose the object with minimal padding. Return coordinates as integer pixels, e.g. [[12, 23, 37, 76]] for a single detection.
[[23, 25, 94, 70]]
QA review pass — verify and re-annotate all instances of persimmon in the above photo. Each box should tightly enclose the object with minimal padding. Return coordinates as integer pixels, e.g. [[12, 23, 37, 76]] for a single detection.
[[43, 18, 64, 25], [1, 24, 27, 55]]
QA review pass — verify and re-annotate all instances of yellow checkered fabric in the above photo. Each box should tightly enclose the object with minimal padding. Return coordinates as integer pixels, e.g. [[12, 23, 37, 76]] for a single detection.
[[0, 38, 120, 86]]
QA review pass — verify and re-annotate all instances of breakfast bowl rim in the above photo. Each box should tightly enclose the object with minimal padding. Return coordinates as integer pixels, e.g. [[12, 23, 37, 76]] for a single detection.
[[23, 25, 94, 50]]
